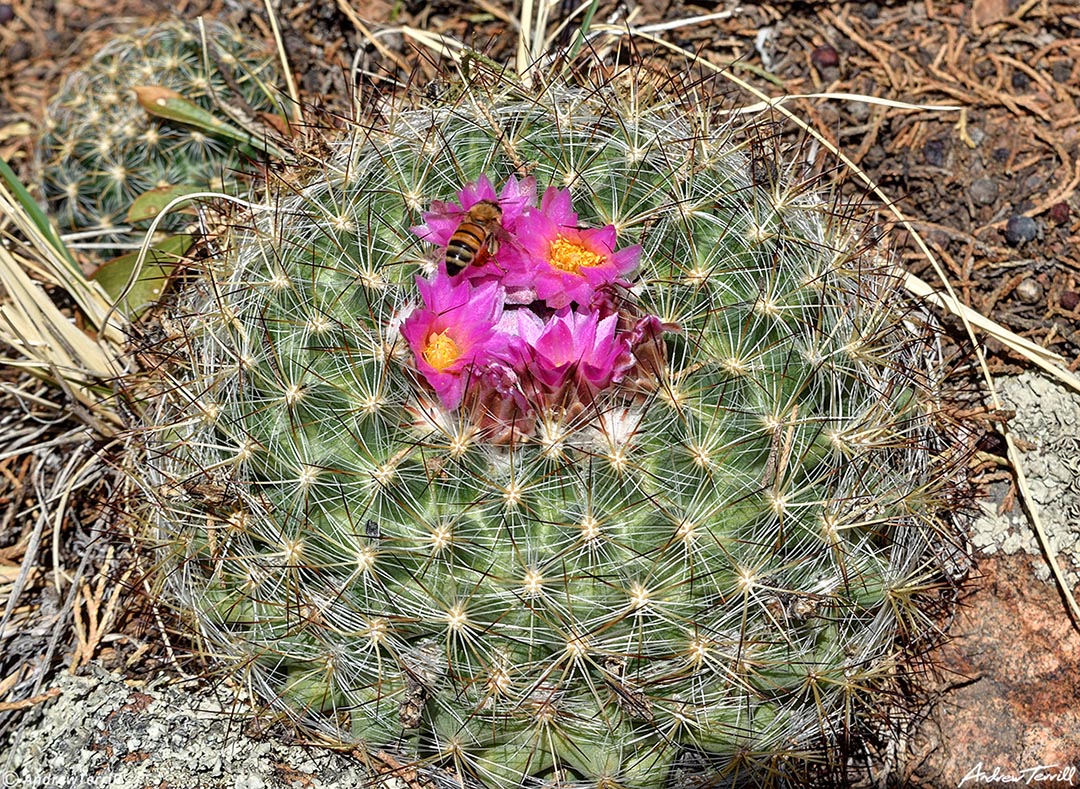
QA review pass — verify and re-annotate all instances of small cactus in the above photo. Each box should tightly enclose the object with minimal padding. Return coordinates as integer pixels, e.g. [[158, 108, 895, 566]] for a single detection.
[[143, 75, 966, 787], [36, 18, 286, 258]]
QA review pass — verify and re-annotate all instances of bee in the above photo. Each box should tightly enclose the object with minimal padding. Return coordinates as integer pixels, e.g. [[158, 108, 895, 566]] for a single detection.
[[445, 199, 504, 276]]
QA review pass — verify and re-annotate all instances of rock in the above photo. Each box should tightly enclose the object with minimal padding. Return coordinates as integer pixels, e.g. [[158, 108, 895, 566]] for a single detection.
[[7, 39, 29, 62], [924, 138, 948, 167], [1014, 278, 1043, 305], [970, 177, 999, 206], [911, 553, 1080, 786], [811, 45, 839, 70], [1004, 214, 1038, 246], [1011, 70, 1031, 91], [914, 373, 1080, 782], [0, 671, 378, 789], [1049, 202, 1070, 226], [970, 373, 1080, 588]]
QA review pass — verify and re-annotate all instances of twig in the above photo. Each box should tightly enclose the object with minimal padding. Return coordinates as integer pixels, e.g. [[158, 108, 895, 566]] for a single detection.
[[0, 687, 61, 712]]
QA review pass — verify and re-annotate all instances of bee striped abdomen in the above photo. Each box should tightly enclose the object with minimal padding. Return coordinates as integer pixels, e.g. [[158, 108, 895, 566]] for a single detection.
[[445, 199, 502, 276], [446, 225, 488, 274]]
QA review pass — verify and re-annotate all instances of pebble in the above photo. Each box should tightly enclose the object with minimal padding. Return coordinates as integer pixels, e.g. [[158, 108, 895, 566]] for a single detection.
[[923, 138, 947, 167], [861, 3, 880, 19], [0, 3, 13, 24], [1052, 60, 1073, 83], [811, 45, 839, 70], [1049, 202, 1070, 225], [1010, 71, 1031, 91], [1003, 214, 1038, 246], [847, 100, 871, 123], [1014, 278, 1043, 305], [7, 39, 28, 62], [970, 177, 999, 206], [976, 430, 1008, 456], [1062, 291, 1079, 311]]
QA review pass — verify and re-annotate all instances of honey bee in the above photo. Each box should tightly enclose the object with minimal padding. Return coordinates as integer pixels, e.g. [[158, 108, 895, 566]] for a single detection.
[[445, 199, 503, 276]]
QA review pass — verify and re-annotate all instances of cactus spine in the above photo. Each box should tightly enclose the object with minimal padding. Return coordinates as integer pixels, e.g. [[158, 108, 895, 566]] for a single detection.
[[144, 75, 964, 788], [36, 18, 285, 258]]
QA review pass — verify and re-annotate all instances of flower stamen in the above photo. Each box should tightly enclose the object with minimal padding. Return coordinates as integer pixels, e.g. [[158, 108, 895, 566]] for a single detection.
[[549, 236, 605, 275], [423, 330, 460, 371]]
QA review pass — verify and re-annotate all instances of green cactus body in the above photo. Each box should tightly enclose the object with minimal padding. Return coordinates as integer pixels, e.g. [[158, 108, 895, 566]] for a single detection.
[[148, 78, 961, 787], [36, 18, 285, 257]]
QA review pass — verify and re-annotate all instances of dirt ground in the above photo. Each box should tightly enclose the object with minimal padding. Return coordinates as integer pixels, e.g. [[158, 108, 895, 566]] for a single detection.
[[1, 0, 1079, 786]]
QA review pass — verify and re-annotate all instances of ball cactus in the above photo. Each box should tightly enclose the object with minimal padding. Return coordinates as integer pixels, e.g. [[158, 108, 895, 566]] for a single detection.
[[143, 76, 965, 787], [36, 18, 286, 258]]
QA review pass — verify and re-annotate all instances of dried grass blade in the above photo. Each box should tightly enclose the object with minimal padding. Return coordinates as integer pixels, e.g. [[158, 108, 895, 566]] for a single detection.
[[0, 181, 124, 344], [904, 272, 1080, 393], [0, 256, 120, 388]]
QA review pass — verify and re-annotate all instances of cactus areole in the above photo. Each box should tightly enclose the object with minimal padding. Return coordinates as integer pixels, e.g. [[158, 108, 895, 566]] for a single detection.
[[150, 81, 964, 788]]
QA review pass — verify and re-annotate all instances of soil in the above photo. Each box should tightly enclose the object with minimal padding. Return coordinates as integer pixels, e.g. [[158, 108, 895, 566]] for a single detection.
[[2, 0, 1079, 787]]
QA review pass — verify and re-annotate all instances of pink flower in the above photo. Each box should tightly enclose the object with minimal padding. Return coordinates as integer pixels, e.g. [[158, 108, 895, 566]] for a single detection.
[[509, 187, 641, 309], [515, 307, 634, 395], [411, 175, 537, 281], [402, 177, 668, 422], [400, 275, 509, 410]]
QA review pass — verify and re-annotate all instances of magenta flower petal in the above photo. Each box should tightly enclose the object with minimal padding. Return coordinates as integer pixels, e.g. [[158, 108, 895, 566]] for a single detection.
[[509, 187, 641, 308], [458, 174, 499, 205], [409, 176, 500, 249], [410, 198, 463, 246], [580, 313, 634, 389], [539, 186, 576, 228], [513, 308, 547, 347], [411, 176, 538, 247], [401, 275, 506, 409], [495, 175, 537, 230], [526, 308, 633, 392]]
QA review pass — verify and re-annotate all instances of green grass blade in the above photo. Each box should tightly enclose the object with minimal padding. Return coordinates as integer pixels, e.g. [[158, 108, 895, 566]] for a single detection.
[[0, 157, 82, 276], [565, 0, 601, 64]]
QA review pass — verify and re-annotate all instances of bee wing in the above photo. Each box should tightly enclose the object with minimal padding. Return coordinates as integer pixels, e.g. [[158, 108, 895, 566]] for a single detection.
[[488, 222, 519, 255], [416, 202, 468, 245]]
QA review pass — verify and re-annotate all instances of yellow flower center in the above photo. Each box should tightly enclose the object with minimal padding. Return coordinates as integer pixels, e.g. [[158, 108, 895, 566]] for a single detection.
[[549, 235, 605, 275], [423, 330, 460, 371]]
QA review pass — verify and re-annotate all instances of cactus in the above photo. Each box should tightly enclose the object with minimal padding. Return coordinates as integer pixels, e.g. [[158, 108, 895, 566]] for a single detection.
[[143, 75, 965, 788], [36, 18, 286, 258]]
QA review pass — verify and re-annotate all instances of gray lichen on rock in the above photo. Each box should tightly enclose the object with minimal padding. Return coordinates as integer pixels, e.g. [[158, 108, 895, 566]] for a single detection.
[[0, 669, 375, 789], [972, 372, 1080, 586]]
